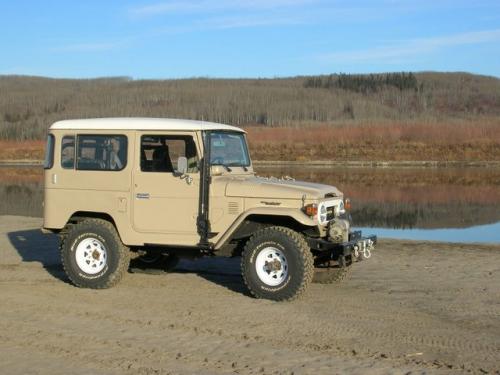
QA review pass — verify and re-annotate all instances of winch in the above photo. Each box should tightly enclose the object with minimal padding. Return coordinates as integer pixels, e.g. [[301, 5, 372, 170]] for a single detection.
[[328, 218, 350, 243]]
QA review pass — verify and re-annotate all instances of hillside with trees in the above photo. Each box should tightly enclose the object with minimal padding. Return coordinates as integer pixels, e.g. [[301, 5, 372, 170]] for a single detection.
[[0, 72, 499, 161]]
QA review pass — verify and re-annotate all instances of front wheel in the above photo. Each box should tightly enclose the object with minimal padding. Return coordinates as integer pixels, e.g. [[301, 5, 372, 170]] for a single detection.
[[313, 256, 352, 284], [241, 227, 314, 301], [313, 265, 351, 284], [61, 219, 130, 289]]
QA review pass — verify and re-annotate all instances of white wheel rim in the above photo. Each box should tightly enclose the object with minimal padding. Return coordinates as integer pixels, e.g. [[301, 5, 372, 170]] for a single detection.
[[75, 237, 108, 274], [255, 247, 288, 286]]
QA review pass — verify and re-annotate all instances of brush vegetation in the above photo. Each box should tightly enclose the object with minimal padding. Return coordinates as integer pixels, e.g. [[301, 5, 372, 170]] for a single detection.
[[0, 72, 499, 161]]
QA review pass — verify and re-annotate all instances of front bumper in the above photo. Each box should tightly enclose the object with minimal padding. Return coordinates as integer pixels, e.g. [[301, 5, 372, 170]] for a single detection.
[[306, 230, 377, 261]]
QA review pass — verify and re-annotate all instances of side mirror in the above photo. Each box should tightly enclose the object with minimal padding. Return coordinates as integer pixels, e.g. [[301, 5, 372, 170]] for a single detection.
[[176, 156, 188, 175]]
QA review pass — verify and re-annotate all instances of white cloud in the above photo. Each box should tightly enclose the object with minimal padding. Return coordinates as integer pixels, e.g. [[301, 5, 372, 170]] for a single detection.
[[130, 0, 318, 17], [156, 13, 305, 33], [57, 43, 119, 52], [321, 29, 500, 63]]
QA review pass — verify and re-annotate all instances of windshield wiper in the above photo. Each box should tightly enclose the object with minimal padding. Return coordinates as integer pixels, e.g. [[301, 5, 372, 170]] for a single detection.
[[226, 162, 249, 171], [212, 163, 232, 172]]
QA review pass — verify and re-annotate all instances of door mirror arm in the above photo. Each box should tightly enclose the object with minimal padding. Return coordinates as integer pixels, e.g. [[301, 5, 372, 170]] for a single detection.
[[174, 156, 188, 176], [174, 156, 193, 184]]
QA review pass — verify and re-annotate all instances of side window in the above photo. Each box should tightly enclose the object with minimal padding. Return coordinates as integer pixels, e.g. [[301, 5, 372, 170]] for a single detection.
[[140, 135, 198, 173], [61, 136, 75, 169], [43, 134, 55, 170], [76, 135, 127, 171]]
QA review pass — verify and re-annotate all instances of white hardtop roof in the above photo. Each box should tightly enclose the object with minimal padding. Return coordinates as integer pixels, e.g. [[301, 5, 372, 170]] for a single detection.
[[50, 118, 245, 132]]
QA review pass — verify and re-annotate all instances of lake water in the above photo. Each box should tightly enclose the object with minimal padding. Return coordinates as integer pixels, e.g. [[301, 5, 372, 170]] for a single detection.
[[258, 165, 500, 244], [1, 165, 499, 244]]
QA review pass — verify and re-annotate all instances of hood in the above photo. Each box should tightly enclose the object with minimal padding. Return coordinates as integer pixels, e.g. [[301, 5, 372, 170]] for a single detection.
[[225, 176, 343, 200]]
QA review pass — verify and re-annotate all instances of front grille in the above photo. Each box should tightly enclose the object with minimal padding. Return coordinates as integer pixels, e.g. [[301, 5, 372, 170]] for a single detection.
[[326, 206, 335, 221]]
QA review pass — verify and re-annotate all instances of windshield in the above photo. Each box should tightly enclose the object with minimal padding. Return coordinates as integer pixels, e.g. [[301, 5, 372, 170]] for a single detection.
[[209, 131, 250, 167]]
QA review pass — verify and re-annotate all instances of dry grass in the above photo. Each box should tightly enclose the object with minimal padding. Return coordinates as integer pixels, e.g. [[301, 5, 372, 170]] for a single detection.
[[0, 140, 45, 161], [1, 72, 499, 140], [246, 119, 499, 144], [1, 119, 499, 162], [246, 119, 500, 161], [0, 167, 42, 183]]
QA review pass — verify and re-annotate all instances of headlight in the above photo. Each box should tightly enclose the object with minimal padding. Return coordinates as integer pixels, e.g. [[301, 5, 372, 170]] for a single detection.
[[317, 202, 328, 225], [339, 200, 344, 212], [304, 199, 343, 225]]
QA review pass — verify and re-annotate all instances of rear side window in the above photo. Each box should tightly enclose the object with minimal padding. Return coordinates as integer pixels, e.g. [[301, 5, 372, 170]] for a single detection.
[[76, 135, 128, 171], [61, 136, 75, 169], [44, 134, 55, 169]]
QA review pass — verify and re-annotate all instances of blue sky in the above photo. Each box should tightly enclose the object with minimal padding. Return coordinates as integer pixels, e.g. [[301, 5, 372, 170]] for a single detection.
[[1, 0, 499, 78]]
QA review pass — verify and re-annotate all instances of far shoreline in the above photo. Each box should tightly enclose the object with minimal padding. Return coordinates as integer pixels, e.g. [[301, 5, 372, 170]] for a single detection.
[[2, 159, 500, 168]]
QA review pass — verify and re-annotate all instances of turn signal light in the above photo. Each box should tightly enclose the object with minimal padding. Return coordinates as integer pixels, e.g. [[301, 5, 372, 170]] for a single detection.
[[344, 198, 351, 211], [303, 203, 318, 217]]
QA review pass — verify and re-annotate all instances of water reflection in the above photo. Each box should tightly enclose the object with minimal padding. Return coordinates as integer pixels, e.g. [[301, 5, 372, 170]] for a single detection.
[[0, 166, 43, 217], [255, 165, 500, 243], [1, 165, 499, 243], [357, 223, 500, 244]]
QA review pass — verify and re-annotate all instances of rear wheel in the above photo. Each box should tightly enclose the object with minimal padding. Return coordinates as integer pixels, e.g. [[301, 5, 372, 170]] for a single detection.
[[61, 219, 130, 289], [241, 226, 314, 301]]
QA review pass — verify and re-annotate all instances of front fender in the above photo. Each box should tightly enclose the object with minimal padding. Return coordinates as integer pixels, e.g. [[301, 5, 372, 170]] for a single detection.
[[214, 207, 316, 249]]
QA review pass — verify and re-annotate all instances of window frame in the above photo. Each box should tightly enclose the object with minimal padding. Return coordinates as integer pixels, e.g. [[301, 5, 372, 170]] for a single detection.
[[61, 135, 76, 169], [75, 134, 128, 172], [140, 134, 199, 174], [208, 131, 251, 168], [43, 134, 55, 170]]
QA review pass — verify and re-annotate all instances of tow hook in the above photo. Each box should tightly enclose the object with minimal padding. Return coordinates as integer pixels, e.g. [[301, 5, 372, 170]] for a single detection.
[[354, 239, 373, 260]]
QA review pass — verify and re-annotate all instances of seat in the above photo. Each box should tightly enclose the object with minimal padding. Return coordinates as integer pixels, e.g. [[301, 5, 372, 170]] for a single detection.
[[152, 145, 173, 172]]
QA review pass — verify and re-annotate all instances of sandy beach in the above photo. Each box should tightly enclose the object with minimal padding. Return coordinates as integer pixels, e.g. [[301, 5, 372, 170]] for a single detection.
[[0, 215, 498, 374]]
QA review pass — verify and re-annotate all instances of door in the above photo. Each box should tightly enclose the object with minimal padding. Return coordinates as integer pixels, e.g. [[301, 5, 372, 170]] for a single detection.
[[132, 132, 200, 241]]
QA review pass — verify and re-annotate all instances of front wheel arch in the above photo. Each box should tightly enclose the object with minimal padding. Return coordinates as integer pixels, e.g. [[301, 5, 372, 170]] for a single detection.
[[219, 213, 319, 257]]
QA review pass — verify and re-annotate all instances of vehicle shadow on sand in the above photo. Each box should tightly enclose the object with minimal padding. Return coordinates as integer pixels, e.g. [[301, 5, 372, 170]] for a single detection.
[[131, 256, 251, 297], [7, 229, 69, 283], [8, 230, 250, 296], [176, 257, 251, 297]]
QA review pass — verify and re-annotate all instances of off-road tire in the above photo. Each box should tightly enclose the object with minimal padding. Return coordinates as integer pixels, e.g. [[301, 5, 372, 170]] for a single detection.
[[60, 219, 130, 289], [241, 226, 314, 301], [313, 266, 351, 284]]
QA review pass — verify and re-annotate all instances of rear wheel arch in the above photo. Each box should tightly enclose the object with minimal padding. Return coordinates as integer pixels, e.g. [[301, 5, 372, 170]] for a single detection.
[[64, 211, 121, 238]]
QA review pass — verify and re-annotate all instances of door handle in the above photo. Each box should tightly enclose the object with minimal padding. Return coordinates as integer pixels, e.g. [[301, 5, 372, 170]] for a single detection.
[[136, 193, 150, 199]]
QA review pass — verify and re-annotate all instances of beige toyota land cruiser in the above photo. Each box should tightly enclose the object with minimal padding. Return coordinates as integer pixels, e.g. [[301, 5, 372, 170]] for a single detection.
[[43, 118, 375, 301]]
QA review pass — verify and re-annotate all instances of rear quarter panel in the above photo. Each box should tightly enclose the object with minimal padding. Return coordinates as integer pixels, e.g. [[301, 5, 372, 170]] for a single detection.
[[43, 129, 135, 243]]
